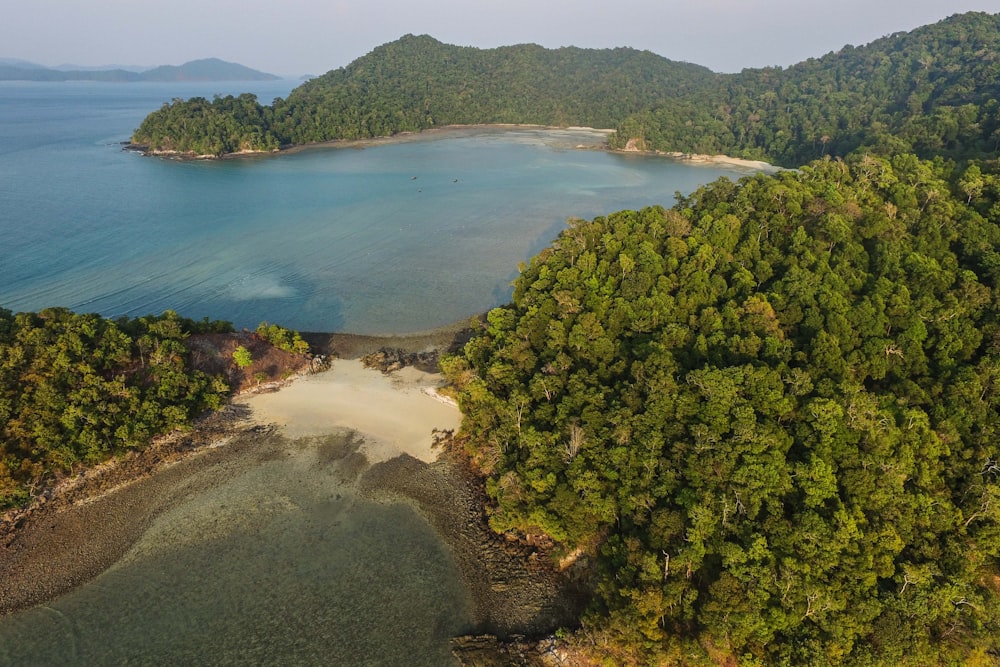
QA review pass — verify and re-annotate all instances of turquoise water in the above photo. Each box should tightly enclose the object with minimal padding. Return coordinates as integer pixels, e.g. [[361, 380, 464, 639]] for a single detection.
[[0, 81, 752, 334], [0, 83, 760, 665]]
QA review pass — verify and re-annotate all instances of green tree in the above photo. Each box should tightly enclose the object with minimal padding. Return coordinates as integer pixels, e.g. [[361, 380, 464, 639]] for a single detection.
[[232, 345, 253, 369]]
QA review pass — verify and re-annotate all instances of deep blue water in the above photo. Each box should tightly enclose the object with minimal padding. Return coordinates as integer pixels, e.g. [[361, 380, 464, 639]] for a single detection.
[[0, 81, 753, 334]]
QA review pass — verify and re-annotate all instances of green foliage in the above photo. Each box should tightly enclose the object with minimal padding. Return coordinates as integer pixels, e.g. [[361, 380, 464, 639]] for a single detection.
[[0, 308, 231, 510], [611, 12, 1000, 166], [132, 92, 281, 156], [255, 321, 310, 355], [446, 155, 1000, 664], [232, 345, 253, 369], [133, 13, 1000, 168]]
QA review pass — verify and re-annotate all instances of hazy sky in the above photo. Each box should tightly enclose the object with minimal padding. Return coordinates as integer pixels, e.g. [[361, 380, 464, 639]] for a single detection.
[[4, 1, 1000, 77]]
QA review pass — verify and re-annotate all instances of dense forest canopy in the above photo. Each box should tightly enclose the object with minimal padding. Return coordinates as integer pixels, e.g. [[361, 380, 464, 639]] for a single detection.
[[612, 11, 1000, 166], [0, 309, 233, 510], [444, 154, 1000, 664], [131, 35, 712, 155], [32, 9, 1000, 665], [132, 12, 1000, 168]]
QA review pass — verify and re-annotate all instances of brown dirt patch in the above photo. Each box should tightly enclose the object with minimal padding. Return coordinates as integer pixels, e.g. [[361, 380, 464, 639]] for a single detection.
[[187, 332, 313, 392]]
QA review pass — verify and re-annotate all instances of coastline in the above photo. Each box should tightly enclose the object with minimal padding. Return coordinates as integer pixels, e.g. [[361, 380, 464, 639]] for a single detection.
[[127, 123, 778, 176], [0, 325, 468, 616], [0, 322, 584, 663], [613, 144, 781, 173], [125, 124, 616, 161]]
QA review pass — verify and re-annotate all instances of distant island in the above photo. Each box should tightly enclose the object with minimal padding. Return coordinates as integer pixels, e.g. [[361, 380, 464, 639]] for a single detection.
[[0, 57, 279, 82]]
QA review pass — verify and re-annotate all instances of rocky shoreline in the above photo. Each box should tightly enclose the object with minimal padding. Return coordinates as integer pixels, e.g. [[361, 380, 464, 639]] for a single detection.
[[0, 323, 591, 665]]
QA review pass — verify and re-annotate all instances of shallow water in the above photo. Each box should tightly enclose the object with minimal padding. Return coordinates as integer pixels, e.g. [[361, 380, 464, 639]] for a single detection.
[[0, 81, 755, 333], [0, 82, 761, 663], [0, 432, 475, 666]]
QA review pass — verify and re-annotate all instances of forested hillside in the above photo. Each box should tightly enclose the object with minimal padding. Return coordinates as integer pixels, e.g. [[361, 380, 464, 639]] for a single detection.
[[0, 309, 232, 510], [444, 154, 1000, 664], [132, 13, 1000, 166], [612, 11, 1000, 166], [131, 35, 712, 155]]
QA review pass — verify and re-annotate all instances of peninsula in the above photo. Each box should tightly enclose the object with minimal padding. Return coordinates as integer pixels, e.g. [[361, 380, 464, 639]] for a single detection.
[[131, 13, 1000, 168]]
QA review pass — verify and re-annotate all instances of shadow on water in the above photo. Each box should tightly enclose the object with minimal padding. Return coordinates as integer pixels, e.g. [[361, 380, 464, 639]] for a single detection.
[[359, 454, 590, 642]]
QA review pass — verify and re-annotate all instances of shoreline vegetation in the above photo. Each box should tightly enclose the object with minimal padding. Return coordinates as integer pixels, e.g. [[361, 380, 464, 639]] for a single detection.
[[0, 321, 583, 664], [125, 121, 780, 173]]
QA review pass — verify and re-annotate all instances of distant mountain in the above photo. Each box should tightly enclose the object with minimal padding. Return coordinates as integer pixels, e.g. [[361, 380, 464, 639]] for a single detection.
[[140, 58, 279, 82], [0, 58, 278, 82], [0, 66, 142, 82], [52, 63, 148, 73], [0, 57, 45, 68]]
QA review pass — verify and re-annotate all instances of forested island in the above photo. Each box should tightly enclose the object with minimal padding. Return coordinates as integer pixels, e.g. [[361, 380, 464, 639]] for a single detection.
[[131, 12, 1000, 167], [6, 9, 1000, 666]]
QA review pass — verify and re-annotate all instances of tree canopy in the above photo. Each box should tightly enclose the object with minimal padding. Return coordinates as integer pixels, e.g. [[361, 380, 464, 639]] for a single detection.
[[132, 13, 1000, 167], [444, 155, 1000, 664], [611, 12, 1000, 167], [0, 309, 232, 510]]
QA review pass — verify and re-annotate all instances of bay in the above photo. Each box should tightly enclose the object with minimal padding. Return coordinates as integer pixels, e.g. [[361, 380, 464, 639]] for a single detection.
[[0, 82, 763, 665], [0, 81, 755, 334]]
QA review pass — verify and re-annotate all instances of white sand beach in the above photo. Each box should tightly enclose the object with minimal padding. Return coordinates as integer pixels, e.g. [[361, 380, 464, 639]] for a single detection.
[[237, 359, 461, 464]]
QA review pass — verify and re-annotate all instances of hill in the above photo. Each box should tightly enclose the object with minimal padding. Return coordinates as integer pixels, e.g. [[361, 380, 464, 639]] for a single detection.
[[611, 11, 1000, 166], [130, 34, 717, 155], [140, 58, 279, 82], [0, 58, 278, 82], [131, 13, 1000, 165]]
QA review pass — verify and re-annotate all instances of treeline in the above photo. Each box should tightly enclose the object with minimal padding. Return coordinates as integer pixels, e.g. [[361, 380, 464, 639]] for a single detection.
[[131, 35, 715, 155], [443, 154, 1000, 664], [132, 13, 1000, 166], [611, 11, 1000, 166], [0, 309, 232, 510], [132, 93, 282, 156]]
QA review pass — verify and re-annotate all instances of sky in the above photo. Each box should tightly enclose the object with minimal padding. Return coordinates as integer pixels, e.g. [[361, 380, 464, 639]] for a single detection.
[[4, 1, 1000, 77]]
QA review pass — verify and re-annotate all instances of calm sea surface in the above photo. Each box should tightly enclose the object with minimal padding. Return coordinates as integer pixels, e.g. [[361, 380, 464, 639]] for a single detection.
[[0, 80, 753, 334], [0, 82, 759, 665]]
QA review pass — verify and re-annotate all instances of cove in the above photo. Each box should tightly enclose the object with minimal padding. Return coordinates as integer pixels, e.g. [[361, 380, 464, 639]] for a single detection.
[[0, 82, 760, 334]]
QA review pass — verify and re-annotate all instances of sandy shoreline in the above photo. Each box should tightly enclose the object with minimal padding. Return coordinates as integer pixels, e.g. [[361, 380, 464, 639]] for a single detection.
[[0, 329, 583, 665], [248, 124, 781, 175], [135, 123, 780, 174], [237, 358, 460, 463], [0, 327, 470, 617]]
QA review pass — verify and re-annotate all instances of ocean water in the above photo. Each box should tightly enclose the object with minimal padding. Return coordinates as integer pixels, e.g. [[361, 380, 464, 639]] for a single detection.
[[0, 82, 761, 665], [0, 81, 754, 334]]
